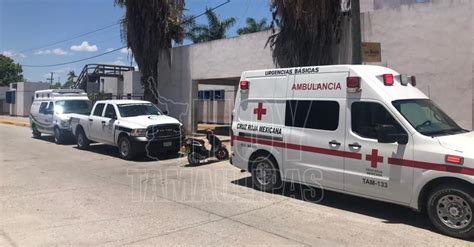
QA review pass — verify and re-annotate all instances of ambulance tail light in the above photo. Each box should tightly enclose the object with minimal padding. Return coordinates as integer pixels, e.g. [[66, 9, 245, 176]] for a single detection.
[[240, 80, 249, 90], [347, 77, 361, 93], [383, 74, 394, 86], [445, 155, 464, 165]]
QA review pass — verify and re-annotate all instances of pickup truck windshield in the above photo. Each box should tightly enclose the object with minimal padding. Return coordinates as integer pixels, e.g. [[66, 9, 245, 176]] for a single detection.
[[117, 103, 162, 117], [55, 100, 91, 114], [392, 99, 466, 137]]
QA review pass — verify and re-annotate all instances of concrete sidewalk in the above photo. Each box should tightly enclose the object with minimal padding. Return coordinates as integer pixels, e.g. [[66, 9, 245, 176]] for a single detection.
[[0, 115, 29, 128]]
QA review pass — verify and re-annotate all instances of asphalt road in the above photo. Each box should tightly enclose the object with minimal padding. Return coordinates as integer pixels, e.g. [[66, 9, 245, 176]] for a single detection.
[[0, 124, 472, 246]]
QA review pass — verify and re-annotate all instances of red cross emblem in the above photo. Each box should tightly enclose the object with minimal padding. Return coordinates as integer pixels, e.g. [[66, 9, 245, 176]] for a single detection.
[[253, 102, 267, 121], [366, 149, 383, 168]]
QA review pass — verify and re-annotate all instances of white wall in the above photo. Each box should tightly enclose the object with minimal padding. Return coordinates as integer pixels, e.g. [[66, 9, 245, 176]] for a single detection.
[[9, 82, 49, 116], [123, 71, 143, 96], [0, 86, 10, 114], [361, 0, 473, 129]]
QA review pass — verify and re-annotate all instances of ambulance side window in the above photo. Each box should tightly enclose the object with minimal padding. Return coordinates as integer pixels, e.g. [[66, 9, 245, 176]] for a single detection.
[[39, 102, 48, 114], [351, 102, 404, 139], [285, 100, 339, 131]]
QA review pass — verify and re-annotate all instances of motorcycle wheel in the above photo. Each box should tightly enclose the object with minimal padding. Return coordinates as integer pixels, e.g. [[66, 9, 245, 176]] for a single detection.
[[187, 152, 201, 166], [216, 147, 229, 160]]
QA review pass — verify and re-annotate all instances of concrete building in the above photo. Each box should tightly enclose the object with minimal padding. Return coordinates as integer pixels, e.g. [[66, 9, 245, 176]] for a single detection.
[[156, 0, 473, 133], [7, 82, 50, 116], [73, 64, 144, 100], [360, 0, 431, 12], [0, 86, 10, 114]]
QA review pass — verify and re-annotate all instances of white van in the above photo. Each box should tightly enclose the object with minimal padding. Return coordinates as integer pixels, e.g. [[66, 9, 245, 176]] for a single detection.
[[231, 65, 474, 239], [30, 89, 91, 144]]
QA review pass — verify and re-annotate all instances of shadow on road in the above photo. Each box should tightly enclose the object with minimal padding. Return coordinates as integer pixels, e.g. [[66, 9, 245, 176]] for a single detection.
[[73, 144, 184, 162], [33, 135, 76, 145], [231, 176, 438, 233]]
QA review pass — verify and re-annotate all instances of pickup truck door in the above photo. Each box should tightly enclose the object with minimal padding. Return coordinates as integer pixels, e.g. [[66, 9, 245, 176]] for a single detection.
[[89, 103, 106, 142], [101, 104, 119, 144]]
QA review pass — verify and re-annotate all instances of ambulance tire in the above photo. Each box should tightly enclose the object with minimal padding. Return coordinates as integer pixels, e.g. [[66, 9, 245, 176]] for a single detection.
[[32, 124, 41, 138], [427, 184, 474, 239], [250, 155, 282, 193]]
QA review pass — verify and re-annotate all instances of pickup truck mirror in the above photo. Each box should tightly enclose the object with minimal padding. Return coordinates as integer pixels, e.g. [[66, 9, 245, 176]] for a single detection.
[[162, 110, 168, 115], [376, 124, 408, 145]]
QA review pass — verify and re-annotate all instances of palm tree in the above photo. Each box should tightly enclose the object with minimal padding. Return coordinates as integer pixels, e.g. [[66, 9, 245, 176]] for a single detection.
[[187, 8, 236, 43], [63, 70, 76, 89], [267, 0, 348, 67], [237, 18, 270, 35], [114, 0, 186, 101]]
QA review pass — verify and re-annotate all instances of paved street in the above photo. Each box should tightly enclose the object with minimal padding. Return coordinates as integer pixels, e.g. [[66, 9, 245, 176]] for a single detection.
[[0, 124, 472, 246]]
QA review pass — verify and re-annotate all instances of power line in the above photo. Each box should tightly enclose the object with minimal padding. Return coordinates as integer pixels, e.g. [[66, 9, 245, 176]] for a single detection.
[[22, 47, 126, 67], [19, 22, 120, 53], [21, 0, 231, 68]]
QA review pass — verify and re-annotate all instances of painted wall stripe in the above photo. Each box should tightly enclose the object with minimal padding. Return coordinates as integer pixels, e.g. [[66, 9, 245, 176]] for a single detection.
[[233, 135, 474, 176]]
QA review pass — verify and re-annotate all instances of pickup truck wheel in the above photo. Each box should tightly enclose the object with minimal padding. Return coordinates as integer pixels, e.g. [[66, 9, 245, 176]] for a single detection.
[[32, 124, 41, 138], [427, 184, 474, 239], [54, 127, 64, 144], [118, 136, 135, 160], [76, 129, 90, 150]]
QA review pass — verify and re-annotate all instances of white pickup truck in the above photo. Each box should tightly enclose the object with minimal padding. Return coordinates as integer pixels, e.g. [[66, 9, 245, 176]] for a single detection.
[[70, 100, 184, 160]]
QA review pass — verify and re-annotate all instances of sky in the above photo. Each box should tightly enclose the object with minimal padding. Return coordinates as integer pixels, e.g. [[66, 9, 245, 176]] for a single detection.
[[0, 0, 271, 83]]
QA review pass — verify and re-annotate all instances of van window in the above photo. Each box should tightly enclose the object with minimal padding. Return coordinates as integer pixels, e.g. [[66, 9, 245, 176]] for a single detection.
[[351, 102, 404, 139], [285, 100, 339, 131], [104, 104, 117, 119], [93, 103, 105, 116], [39, 102, 48, 113]]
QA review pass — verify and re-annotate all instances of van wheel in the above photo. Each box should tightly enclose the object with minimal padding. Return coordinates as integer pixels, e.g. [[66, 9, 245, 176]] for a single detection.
[[118, 136, 135, 160], [76, 128, 90, 150], [54, 127, 64, 144], [427, 184, 474, 239], [32, 124, 41, 138], [251, 155, 282, 193]]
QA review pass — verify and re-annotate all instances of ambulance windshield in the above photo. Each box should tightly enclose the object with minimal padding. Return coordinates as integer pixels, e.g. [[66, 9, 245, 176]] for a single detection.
[[393, 99, 467, 137]]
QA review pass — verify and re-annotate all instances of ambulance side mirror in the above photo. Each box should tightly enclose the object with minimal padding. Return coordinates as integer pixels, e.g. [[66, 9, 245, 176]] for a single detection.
[[377, 125, 408, 145]]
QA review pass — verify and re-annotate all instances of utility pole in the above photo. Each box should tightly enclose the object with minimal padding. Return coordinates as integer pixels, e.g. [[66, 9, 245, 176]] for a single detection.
[[46, 72, 54, 87], [351, 0, 362, 64]]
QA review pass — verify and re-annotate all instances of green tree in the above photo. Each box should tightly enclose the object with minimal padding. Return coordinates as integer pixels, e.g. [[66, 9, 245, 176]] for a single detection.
[[0, 54, 23, 86], [267, 0, 348, 67], [63, 70, 76, 89], [187, 8, 236, 43], [114, 0, 186, 102], [237, 17, 270, 35]]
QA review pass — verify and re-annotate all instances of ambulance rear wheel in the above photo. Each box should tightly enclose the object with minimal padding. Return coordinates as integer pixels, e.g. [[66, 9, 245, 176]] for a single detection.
[[251, 155, 282, 193], [32, 124, 41, 138], [427, 184, 474, 239]]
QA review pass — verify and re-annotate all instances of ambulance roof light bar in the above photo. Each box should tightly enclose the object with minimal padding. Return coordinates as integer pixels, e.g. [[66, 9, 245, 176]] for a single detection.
[[347, 76, 361, 93], [240, 80, 249, 91], [383, 74, 394, 86]]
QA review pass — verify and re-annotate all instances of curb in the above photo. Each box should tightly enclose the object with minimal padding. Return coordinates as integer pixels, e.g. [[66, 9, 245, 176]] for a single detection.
[[0, 120, 30, 128]]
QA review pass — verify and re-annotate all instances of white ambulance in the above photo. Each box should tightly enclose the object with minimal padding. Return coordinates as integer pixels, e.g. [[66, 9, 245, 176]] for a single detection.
[[231, 65, 474, 239], [30, 89, 90, 144]]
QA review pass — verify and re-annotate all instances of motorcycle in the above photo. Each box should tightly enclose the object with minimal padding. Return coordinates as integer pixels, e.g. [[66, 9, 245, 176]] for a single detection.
[[185, 133, 229, 165]]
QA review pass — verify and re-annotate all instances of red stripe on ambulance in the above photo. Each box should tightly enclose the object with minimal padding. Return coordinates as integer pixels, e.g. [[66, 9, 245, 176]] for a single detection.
[[234, 135, 474, 176]]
